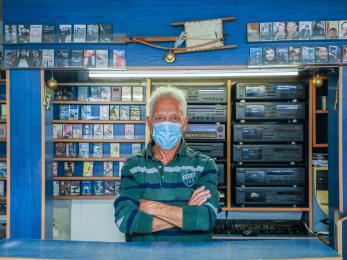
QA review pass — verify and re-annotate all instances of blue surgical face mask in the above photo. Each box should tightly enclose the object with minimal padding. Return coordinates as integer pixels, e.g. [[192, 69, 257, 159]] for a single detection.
[[152, 121, 182, 150]]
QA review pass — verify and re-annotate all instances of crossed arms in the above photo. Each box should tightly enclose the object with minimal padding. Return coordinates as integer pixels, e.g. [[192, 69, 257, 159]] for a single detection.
[[114, 160, 220, 235]]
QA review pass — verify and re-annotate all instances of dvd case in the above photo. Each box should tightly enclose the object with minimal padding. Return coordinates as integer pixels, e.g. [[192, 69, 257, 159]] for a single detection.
[[247, 23, 260, 42], [93, 143, 103, 157], [93, 124, 104, 139], [73, 24, 86, 43], [299, 21, 312, 40], [112, 50, 126, 69], [81, 105, 92, 120], [42, 49, 55, 68], [99, 24, 112, 42], [109, 105, 120, 120], [259, 22, 272, 41], [87, 24, 99, 42], [312, 21, 326, 39], [63, 124, 73, 139], [326, 21, 339, 39], [17, 24, 30, 43], [104, 124, 113, 139], [59, 24, 72, 43], [96, 50, 109, 68], [249, 47, 262, 65], [72, 124, 83, 139], [79, 143, 89, 158], [29, 25, 42, 43], [42, 25, 56, 43], [53, 124, 63, 139]]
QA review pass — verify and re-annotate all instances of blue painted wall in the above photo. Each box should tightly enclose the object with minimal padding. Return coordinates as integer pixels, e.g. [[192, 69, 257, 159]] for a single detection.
[[3, 0, 347, 251], [9, 70, 42, 239], [3, 0, 347, 66]]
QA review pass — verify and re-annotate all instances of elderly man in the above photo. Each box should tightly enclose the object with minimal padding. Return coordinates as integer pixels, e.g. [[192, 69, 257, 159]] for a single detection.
[[114, 86, 220, 242]]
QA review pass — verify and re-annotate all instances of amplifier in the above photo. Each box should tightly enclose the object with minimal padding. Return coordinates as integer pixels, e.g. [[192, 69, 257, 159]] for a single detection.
[[235, 187, 305, 206], [233, 124, 304, 142], [177, 86, 227, 103], [188, 105, 227, 122], [217, 163, 225, 185], [185, 124, 225, 140], [236, 167, 305, 186], [233, 144, 303, 162], [187, 142, 224, 158], [236, 83, 305, 100], [236, 102, 305, 120]]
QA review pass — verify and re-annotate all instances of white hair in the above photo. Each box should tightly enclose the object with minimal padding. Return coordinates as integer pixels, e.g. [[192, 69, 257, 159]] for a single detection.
[[149, 86, 187, 119]]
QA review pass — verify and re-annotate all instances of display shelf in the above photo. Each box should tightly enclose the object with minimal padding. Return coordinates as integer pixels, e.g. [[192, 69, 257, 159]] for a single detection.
[[53, 101, 146, 105], [0, 100, 5, 104], [316, 110, 328, 114], [0, 158, 6, 161], [0, 120, 6, 123], [0, 138, 6, 142], [53, 120, 145, 124], [222, 207, 310, 212], [0, 196, 6, 200], [53, 157, 126, 162], [53, 139, 145, 143], [54, 196, 116, 200], [0, 177, 6, 181], [53, 176, 121, 181]]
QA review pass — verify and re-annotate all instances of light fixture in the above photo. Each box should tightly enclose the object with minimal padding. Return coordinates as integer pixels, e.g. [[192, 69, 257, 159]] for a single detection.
[[313, 74, 324, 88], [164, 51, 176, 63], [88, 68, 299, 79]]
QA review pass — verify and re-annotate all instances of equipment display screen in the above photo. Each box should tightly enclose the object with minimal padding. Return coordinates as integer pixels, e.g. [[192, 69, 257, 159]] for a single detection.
[[245, 105, 265, 117], [245, 85, 266, 97], [242, 148, 262, 160], [242, 127, 263, 139], [187, 124, 217, 132], [276, 84, 297, 90], [245, 190, 265, 202]]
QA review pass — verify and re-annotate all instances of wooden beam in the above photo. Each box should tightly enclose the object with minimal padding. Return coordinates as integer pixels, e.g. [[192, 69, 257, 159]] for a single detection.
[[171, 16, 236, 26]]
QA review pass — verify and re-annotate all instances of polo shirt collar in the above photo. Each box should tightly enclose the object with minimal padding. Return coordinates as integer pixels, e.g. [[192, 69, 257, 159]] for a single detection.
[[145, 138, 188, 161]]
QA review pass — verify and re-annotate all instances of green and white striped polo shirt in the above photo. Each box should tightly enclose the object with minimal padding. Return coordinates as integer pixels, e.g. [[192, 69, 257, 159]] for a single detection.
[[114, 139, 220, 242]]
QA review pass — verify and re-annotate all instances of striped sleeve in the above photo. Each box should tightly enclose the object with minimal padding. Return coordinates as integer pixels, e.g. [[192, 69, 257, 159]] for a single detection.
[[114, 162, 153, 235], [182, 158, 220, 232]]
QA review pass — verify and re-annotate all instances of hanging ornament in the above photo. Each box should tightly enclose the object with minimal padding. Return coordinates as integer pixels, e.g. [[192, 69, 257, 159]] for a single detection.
[[43, 77, 58, 110]]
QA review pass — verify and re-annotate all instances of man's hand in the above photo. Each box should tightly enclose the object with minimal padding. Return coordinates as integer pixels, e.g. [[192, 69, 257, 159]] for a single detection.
[[188, 186, 211, 206]]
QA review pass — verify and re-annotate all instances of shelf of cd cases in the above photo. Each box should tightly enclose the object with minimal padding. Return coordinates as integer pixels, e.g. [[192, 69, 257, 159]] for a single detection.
[[54, 139, 146, 143], [53, 120, 146, 124], [53, 176, 121, 181], [51, 75, 147, 199], [3, 24, 124, 44], [54, 196, 116, 200], [53, 157, 126, 162], [53, 101, 146, 105]]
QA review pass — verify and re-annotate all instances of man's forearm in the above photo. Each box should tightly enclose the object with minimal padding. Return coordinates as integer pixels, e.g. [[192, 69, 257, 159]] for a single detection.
[[152, 217, 175, 232], [140, 200, 183, 228]]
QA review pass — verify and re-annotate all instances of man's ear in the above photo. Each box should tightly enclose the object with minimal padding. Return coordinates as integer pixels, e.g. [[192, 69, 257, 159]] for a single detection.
[[146, 116, 153, 133], [181, 116, 189, 132]]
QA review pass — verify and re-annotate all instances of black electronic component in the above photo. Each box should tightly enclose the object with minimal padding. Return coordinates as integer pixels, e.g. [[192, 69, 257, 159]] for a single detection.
[[236, 167, 305, 186], [187, 142, 224, 158], [187, 105, 227, 122], [235, 187, 305, 206], [235, 102, 305, 120], [233, 123, 304, 142], [185, 124, 225, 140], [233, 144, 303, 163], [236, 83, 305, 100]]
